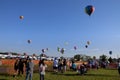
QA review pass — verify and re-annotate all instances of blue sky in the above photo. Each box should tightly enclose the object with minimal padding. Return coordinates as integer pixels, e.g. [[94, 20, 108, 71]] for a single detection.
[[0, 0, 120, 58]]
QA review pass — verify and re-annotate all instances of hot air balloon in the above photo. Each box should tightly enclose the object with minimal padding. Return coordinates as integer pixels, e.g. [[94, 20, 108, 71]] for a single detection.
[[19, 16, 24, 19], [46, 48, 48, 51], [60, 48, 64, 54], [87, 41, 90, 45], [85, 45, 88, 48], [74, 46, 77, 50], [27, 40, 31, 44], [85, 5, 95, 16], [109, 51, 112, 55], [42, 49, 45, 53], [57, 47, 60, 52], [65, 42, 69, 45]]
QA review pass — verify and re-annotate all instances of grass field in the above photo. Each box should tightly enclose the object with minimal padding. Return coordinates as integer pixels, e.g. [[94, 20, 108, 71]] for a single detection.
[[0, 69, 120, 80]]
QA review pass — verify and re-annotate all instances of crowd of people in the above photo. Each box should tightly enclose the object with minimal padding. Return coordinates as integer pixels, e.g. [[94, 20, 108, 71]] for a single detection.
[[13, 56, 48, 80], [11, 57, 120, 80], [53, 58, 88, 75], [53, 58, 67, 73], [14, 56, 34, 80]]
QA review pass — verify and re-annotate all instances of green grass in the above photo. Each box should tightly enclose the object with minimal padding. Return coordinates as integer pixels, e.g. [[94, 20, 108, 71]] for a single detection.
[[0, 69, 120, 80]]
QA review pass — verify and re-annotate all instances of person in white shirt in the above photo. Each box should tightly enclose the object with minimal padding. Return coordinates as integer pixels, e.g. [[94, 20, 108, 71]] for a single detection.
[[39, 59, 47, 80], [53, 57, 58, 72]]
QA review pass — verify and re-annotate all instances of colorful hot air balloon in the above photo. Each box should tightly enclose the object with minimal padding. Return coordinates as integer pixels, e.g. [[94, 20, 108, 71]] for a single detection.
[[20, 16, 24, 19], [27, 40, 31, 44], [85, 5, 95, 16]]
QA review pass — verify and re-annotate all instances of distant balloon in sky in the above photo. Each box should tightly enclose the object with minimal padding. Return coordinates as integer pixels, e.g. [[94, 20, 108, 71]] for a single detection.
[[74, 46, 77, 50], [85, 5, 95, 16], [20, 16, 24, 19], [42, 49, 45, 53], [27, 40, 31, 44], [85, 45, 88, 48], [87, 41, 90, 45], [46, 48, 48, 51], [57, 47, 60, 52], [109, 51, 112, 55], [60, 48, 64, 54], [65, 42, 69, 45]]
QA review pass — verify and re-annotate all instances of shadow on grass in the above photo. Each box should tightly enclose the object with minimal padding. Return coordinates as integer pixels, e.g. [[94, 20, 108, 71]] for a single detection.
[[51, 72, 119, 78], [51, 72, 80, 76], [0, 79, 8, 80], [85, 73, 118, 77]]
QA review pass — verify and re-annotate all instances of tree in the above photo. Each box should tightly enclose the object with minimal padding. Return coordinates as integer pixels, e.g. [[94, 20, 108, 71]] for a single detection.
[[108, 57, 112, 63], [33, 53, 36, 56], [23, 53, 27, 56], [40, 53, 47, 57], [99, 54, 107, 62], [74, 54, 81, 61]]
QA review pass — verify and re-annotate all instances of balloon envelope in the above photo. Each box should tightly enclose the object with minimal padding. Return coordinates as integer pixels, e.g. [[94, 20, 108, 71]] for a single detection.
[[74, 46, 77, 50], [87, 41, 90, 45], [57, 47, 60, 52], [85, 5, 95, 16], [20, 16, 24, 19], [60, 48, 64, 54], [109, 51, 112, 55], [46, 48, 48, 51], [42, 49, 45, 53], [27, 40, 31, 44], [85, 45, 88, 48], [65, 42, 68, 45]]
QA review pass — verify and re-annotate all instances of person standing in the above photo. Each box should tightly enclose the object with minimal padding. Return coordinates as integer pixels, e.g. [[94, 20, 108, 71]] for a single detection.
[[63, 59, 67, 73], [39, 59, 47, 80], [25, 58, 34, 80], [118, 60, 120, 76], [18, 58, 24, 76], [53, 57, 58, 72], [71, 61, 76, 71], [13, 59, 19, 77], [58, 59, 62, 72], [0, 59, 2, 66]]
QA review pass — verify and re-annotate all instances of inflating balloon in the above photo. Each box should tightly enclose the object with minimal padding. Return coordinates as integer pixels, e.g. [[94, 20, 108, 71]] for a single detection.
[[85, 5, 95, 16], [20, 16, 24, 19]]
